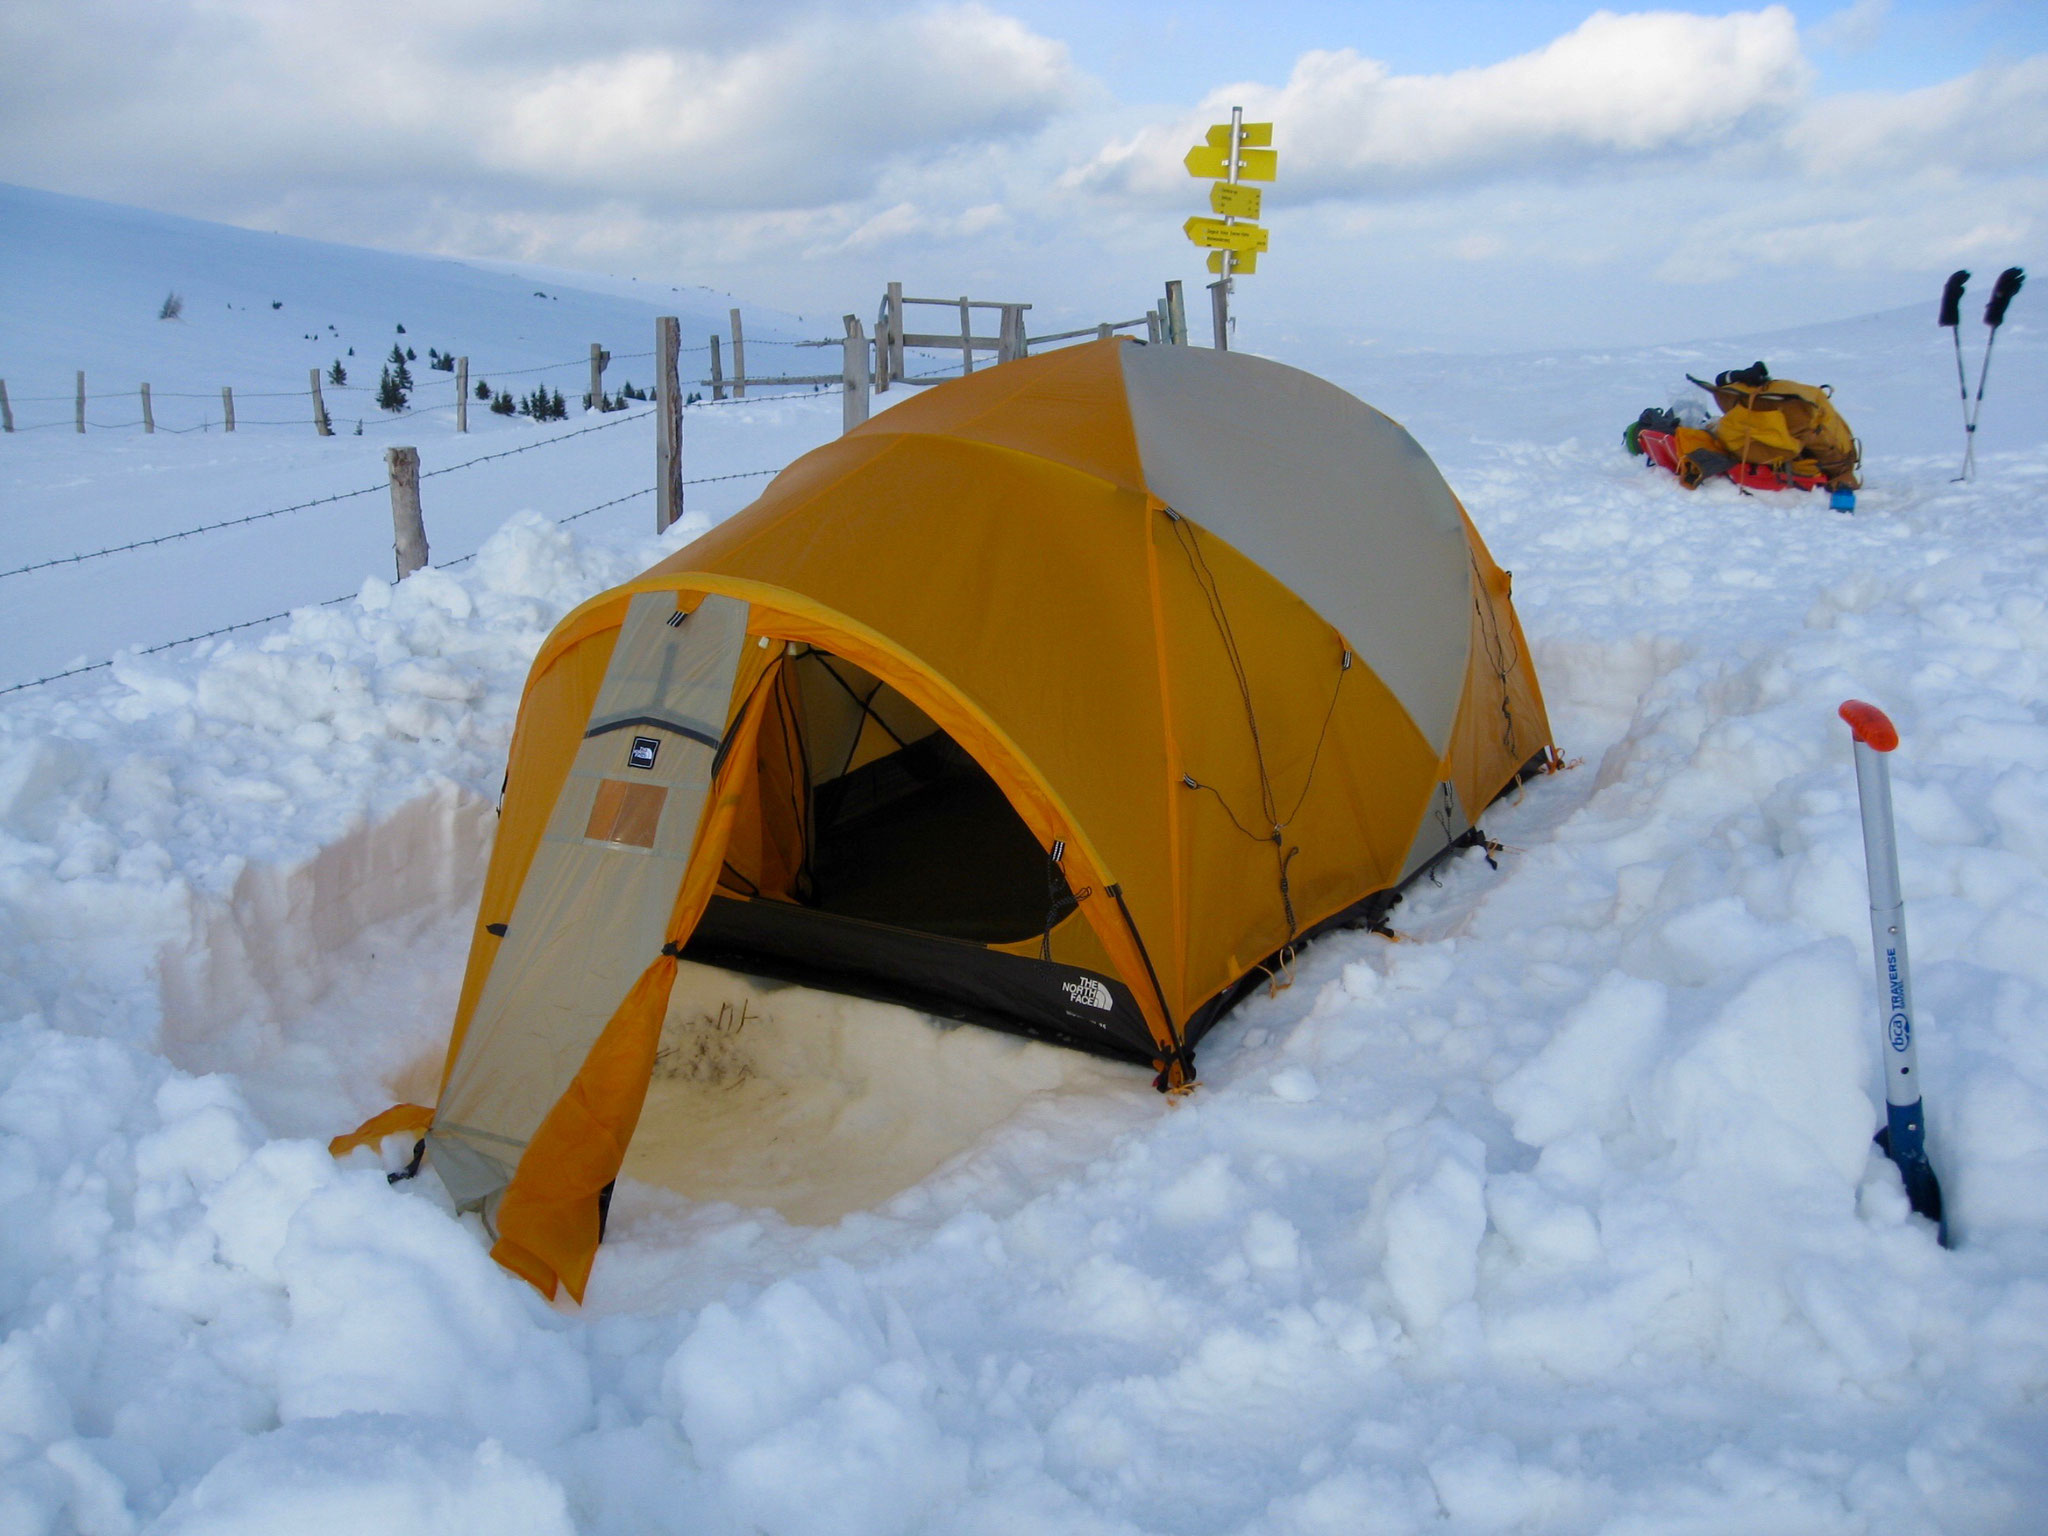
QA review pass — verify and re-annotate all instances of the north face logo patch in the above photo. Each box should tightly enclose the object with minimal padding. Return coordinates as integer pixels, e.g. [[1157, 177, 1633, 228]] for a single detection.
[[1061, 976, 1114, 1012]]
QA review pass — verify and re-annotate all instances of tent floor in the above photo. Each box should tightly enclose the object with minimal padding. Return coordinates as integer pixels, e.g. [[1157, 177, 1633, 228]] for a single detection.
[[619, 960, 1145, 1223]]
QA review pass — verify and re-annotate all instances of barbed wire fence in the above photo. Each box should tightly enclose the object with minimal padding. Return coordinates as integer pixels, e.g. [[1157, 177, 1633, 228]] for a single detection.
[[0, 327, 847, 437], [2, 289, 1180, 697], [0, 460, 783, 698]]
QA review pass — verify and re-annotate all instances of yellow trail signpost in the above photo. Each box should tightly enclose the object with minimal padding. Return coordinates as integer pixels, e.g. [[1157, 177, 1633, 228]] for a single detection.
[[1183, 107, 1275, 350], [1182, 217, 1269, 253], [1209, 183, 1261, 219]]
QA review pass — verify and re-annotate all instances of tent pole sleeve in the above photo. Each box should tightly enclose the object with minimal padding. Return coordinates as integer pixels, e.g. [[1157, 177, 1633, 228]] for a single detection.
[[1107, 882, 1191, 1088]]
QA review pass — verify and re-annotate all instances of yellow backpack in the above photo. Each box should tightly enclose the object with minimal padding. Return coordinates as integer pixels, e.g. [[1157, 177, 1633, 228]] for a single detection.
[[1689, 366, 1861, 489]]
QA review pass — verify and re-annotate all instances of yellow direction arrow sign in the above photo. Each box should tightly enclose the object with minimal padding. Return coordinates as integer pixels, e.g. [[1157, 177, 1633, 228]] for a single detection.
[[1207, 250, 1257, 275], [1183, 216, 1269, 253], [1233, 148, 1278, 181], [1210, 182, 1262, 218], [1183, 143, 1280, 181], [1204, 121, 1273, 148]]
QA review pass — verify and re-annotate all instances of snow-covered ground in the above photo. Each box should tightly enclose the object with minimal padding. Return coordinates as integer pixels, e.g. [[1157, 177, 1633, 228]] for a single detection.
[[3, 184, 2047, 1534]]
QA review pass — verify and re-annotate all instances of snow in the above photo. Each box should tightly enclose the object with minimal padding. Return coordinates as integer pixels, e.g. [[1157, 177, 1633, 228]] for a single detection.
[[4, 182, 2048, 1532], [628, 962, 1147, 1226]]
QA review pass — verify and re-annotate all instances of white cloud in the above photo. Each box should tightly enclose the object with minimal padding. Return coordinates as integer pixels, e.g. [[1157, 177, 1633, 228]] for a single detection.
[[1656, 188, 2045, 285], [488, 7, 1071, 202], [1070, 8, 1811, 200], [0, 1, 2037, 348], [1808, 0, 1890, 57], [0, 1, 1075, 211], [1788, 54, 2048, 179], [827, 200, 1009, 253]]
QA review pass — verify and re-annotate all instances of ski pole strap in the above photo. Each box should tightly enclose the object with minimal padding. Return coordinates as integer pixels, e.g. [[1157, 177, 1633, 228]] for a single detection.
[[1938, 269, 1969, 329], [1984, 267, 2025, 329]]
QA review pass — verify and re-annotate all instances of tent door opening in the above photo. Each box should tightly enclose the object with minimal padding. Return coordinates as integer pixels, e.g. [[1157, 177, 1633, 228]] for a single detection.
[[752, 647, 1069, 944], [682, 645, 1159, 1065]]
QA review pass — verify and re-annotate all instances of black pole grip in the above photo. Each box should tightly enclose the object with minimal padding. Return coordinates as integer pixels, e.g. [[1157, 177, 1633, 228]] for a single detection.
[[1938, 269, 1970, 328], [1984, 267, 2025, 329]]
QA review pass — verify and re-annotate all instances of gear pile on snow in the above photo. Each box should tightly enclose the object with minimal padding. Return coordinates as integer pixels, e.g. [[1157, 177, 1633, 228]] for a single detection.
[[1625, 361, 1861, 494]]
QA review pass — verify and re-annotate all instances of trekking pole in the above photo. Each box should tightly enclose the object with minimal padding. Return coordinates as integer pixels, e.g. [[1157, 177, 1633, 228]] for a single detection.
[[1960, 267, 2025, 483], [1839, 701, 1948, 1246], [1938, 271, 1971, 479]]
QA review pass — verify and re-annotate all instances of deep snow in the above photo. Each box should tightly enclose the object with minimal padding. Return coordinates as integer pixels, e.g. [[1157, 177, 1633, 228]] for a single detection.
[[3, 184, 2046, 1535]]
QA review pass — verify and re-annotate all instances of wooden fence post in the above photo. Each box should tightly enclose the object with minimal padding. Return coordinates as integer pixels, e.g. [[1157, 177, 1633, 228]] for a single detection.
[[75, 372, 85, 434], [1146, 312, 1162, 344], [958, 297, 975, 375], [309, 368, 332, 435], [872, 288, 891, 395], [709, 335, 725, 401], [1208, 280, 1229, 351], [729, 309, 746, 399], [842, 315, 871, 435], [889, 282, 909, 387], [888, 282, 906, 386], [655, 316, 682, 532], [998, 305, 1028, 363], [387, 447, 427, 579], [1166, 281, 1187, 346], [221, 386, 235, 432], [141, 383, 154, 434], [0, 380, 12, 433], [588, 343, 606, 413], [1096, 323, 1114, 340], [455, 357, 468, 433]]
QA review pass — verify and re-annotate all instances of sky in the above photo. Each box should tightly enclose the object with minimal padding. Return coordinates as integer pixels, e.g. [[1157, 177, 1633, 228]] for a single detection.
[[2, 1, 2045, 351]]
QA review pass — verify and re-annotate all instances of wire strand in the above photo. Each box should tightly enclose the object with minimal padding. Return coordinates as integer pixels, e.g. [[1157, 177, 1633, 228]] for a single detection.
[[0, 481, 388, 581], [0, 465, 783, 695]]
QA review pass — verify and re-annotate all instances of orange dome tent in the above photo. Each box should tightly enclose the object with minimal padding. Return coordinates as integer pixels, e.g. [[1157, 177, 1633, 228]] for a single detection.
[[335, 338, 1553, 1300]]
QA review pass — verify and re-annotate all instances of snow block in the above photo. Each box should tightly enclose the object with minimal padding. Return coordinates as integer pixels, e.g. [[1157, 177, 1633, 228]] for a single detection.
[[152, 1416, 573, 1536], [1654, 941, 1876, 1188]]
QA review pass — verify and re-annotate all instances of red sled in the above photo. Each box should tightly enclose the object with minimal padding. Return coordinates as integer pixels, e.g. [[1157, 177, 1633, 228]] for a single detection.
[[1729, 461, 1827, 492], [1638, 430, 1826, 493]]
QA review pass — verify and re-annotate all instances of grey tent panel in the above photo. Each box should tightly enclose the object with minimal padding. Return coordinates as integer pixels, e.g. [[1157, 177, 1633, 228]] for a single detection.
[[1118, 345, 1473, 757], [433, 591, 752, 1208]]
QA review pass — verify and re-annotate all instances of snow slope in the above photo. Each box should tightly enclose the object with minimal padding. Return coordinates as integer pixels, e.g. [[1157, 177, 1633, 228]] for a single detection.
[[3, 189, 2048, 1535], [0, 182, 847, 694]]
